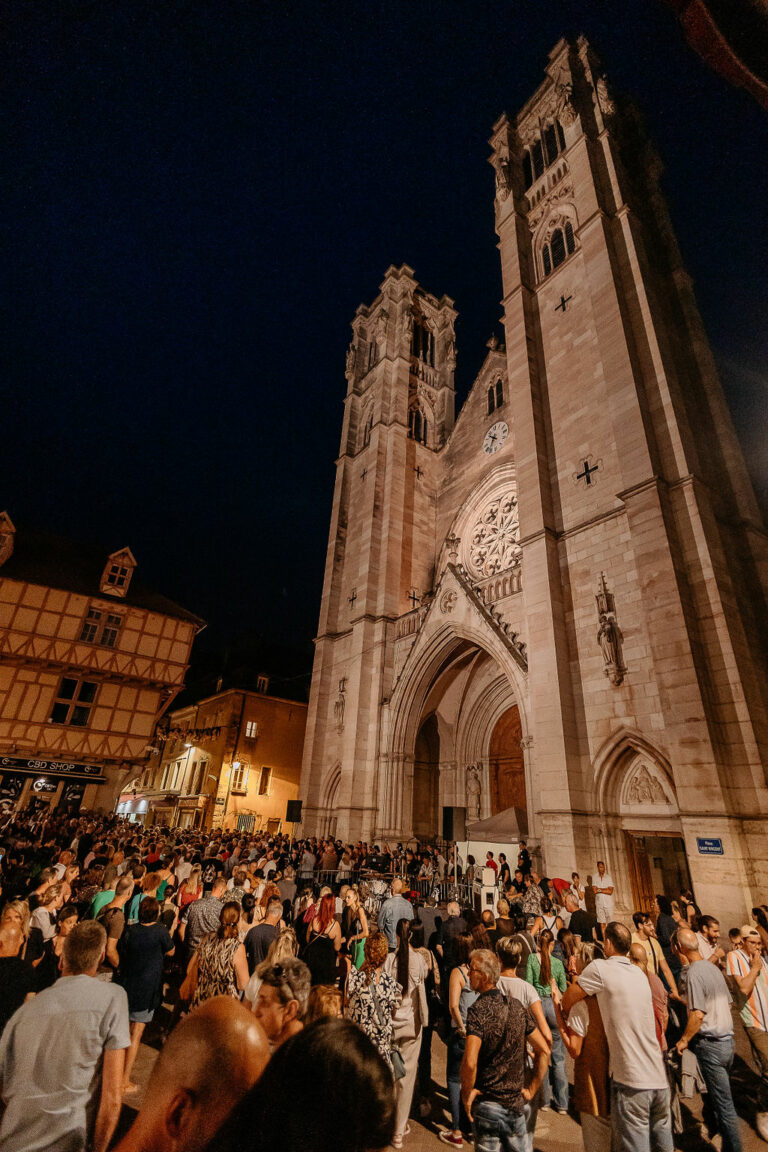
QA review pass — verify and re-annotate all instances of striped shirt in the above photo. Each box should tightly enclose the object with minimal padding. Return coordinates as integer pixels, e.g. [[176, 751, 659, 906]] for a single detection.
[[727, 949, 768, 1031]]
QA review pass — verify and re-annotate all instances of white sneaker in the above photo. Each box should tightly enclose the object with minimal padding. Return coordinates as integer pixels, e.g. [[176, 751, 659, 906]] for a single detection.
[[756, 1111, 768, 1142]]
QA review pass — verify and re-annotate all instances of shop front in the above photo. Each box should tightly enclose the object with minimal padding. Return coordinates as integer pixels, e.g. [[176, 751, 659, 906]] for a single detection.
[[0, 755, 105, 816]]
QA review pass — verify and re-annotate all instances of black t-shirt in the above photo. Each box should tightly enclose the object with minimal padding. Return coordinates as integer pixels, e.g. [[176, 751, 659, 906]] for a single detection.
[[466, 989, 533, 1113], [0, 956, 35, 1034], [119, 922, 174, 1013], [568, 909, 597, 942], [245, 923, 278, 974]]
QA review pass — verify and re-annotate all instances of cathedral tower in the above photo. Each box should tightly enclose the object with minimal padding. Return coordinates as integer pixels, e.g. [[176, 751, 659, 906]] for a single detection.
[[302, 39, 768, 928], [301, 265, 456, 840], [490, 37, 768, 916]]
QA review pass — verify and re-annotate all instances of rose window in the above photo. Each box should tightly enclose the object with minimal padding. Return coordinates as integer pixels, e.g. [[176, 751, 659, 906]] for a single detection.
[[465, 489, 521, 579]]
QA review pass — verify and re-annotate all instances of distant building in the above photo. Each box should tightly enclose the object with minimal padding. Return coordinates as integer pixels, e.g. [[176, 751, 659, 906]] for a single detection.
[[119, 681, 307, 832], [0, 513, 203, 815]]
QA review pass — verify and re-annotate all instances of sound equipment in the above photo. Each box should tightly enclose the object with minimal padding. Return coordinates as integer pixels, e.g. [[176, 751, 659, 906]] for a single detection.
[[286, 799, 303, 823], [442, 805, 466, 842]]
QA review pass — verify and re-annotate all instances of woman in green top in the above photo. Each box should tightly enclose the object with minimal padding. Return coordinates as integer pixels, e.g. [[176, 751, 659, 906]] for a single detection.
[[525, 928, 569, 1112]]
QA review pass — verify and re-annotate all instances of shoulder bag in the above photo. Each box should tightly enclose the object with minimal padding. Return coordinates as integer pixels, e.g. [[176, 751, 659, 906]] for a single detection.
[[370, 976, 406, 1080]]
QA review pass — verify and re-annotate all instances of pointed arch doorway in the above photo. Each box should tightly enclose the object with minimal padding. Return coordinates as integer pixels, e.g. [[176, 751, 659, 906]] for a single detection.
[[489, 704, 527, 828], [412, 714, 439, 840]]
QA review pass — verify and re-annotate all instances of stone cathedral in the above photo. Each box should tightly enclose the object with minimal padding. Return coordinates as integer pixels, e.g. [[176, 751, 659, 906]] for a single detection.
[[300, 38, 768, 926]]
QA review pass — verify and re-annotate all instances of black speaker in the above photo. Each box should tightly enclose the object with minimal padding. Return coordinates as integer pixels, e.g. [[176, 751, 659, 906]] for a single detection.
[[286, 799, 303, 823], [442, 806, 466, 841]]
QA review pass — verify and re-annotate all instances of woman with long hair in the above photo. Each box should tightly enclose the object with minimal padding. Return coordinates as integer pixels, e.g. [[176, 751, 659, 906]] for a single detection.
[[27, 882, 66, 965], [187, 901, 249, 1007], [679, 889, 701, 930], [1, 899, 31, 957], [34, 903, 79, 990], [244, 925, 299, 1006], [551, 941, 610, 1151], [555, 927, 577, 978], [384, 919, 428, 1149], [531, 896, 562, 938], [346, 931, 400, 1075], [304, 892, 342, 985], [410, 918, 440, 1116], [440, 931, 477, 1147], [176, 864, 203, 912], [526, 928, 569, 1112], [342, 886, 369, 970], [239, 892, 258, 941]]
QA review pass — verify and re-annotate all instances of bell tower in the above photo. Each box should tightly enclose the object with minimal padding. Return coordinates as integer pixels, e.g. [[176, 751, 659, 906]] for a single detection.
[[301, 265, 457, 841], [491, 37, 768, 919]]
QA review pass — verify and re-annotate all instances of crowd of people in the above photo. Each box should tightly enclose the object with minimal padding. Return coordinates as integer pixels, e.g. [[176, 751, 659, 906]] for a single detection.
[[0, 808, 766, 1152]]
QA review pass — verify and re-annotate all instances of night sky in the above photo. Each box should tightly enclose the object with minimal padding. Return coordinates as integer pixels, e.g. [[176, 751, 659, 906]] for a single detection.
[[4, 2, 767, 668]]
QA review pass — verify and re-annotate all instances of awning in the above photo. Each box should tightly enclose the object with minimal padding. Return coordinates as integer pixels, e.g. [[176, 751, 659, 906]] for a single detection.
[[465, 806, 528, 842]]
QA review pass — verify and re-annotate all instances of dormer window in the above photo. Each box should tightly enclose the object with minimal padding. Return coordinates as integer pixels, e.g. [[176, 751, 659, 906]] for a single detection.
[[100, 548, 136, 598]]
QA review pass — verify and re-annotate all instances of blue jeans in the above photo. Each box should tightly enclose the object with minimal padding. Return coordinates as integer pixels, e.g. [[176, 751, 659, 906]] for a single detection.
[[473, 1099, 529, 1152], [694, 1034, 742, 1152], [611, 1082, 674, 1152], [541, 997, 569, 1111], [447, 1030, 468, 1131]]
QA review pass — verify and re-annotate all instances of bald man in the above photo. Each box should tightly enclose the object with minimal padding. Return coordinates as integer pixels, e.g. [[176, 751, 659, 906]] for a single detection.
[[113, 997, 270, 1152], [0, 923, 34, 1035]]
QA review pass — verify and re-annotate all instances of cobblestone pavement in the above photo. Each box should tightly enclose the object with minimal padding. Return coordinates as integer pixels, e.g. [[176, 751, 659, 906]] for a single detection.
[[115, 1019, 767, 1151]]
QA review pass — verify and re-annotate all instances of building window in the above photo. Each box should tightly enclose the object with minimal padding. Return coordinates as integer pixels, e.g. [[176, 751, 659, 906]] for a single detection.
[[564, 220, 575, 254], [245, 720, 258, 739], [256, 675, 270, 694], [411, 320, 435, 367], [542, 246, 552, 276], [106, 564, 129, 589], [258, 766, 272, 796], [551, 228, 566, 268], [523, 119, 567, 191], [495, 379, 504, 408], [231, 762, 249, 793], [79, 607, 122, 647], [487, 386, 495, 415], [408, 406, 427, 445], [50, 677, 97, 727]]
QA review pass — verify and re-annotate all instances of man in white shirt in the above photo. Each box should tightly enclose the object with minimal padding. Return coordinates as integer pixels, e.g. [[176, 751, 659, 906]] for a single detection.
[[696, 916, 726, 965], [0, 920, 129, 1152], [727, 924, 768, 1137], [593, 860, 615, 933], [563, 921, 672, 1152]]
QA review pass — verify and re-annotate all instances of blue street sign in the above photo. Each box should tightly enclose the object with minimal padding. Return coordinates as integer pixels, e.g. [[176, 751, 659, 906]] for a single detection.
[[696, 837, 724, 856]]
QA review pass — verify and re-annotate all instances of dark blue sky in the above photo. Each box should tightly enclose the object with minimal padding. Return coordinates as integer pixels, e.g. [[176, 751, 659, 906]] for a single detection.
[[3, 2, 767, 656]]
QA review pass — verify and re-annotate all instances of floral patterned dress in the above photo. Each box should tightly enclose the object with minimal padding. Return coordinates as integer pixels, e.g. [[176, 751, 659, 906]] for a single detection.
[[192, 933, 241, 1006], [346, 966, 399, 1070]]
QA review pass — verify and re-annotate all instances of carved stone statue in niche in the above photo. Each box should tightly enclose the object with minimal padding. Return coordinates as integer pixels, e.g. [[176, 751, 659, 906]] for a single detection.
[[491, 147, 513, 201], [595, 572, 627, 686], [376, 309, 389, 348], [444, 333, 456, 370], [334, 677, 347, 733], [345, 343, 356, 383], [466, 764, 481, 822]]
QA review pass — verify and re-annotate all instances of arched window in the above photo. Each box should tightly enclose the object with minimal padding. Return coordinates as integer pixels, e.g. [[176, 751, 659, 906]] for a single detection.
[[551, 228, 566, 269], [556, 119, 566, 151], [408, 407, 427, 445], [487, 386, 495, 415], [495, 379, 504, 408], [565, 220, 575, 255], [542, 245, 552, 276], [544, 123, 558, 165], [532, 139, 544, 180], [412, 321, 435, 367], [522, 151, 533, 190]]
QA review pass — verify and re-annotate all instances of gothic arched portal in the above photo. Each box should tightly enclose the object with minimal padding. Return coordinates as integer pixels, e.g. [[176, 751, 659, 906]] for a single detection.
[[412, 714, 440, 840], [489, 704, 526, 823]]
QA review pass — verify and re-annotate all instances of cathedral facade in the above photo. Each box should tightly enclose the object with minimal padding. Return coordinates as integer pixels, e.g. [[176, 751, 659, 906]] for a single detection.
[[300, 38, 768, 926]]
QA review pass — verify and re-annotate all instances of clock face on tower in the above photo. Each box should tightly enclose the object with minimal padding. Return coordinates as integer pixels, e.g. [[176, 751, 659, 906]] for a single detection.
[[482, 421, 508, 455]]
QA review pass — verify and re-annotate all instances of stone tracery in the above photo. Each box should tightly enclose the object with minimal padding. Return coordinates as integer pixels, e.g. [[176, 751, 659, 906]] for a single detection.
[[465, 489, 521, 580]]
